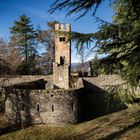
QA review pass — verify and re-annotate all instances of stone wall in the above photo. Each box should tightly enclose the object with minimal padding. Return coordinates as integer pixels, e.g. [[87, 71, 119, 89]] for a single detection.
[[5, 88, 80, 125], [53, 64, 70, 89], [53, 23, 71, 89], [0, 75, 52, 87], [3, 74, 140, 126], [82, 75, 123, 88]]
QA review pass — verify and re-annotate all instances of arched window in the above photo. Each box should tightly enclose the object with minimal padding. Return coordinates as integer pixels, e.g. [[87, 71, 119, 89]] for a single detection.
[[59, 37, 66, 42]]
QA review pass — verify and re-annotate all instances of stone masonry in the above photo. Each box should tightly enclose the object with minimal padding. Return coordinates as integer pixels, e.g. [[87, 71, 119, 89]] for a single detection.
[[5, 89, 79, 125], [53, 23, 71, 89]]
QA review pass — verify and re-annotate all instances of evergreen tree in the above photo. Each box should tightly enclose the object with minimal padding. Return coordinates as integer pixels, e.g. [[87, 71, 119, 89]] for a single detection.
[[90, 54, 100, 76], [50, 0, 140, 85], [10, 15, 38, 74], [96, 1, 140, 85], [10, 15, 36, 63]]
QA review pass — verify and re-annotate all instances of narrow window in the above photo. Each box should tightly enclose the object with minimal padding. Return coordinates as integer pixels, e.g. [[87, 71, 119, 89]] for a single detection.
[[59, 37, 66, 42], [59, 37, 63, 42], [60, 56, 65, 65], [52, 105, 54, 112], [62, 37, 66, 42], [37, 104, 40, 112], [71, 103, 74, 111]]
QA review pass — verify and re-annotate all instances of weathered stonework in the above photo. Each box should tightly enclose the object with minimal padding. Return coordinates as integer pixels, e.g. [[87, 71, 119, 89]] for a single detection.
[[2, 22, 140, 126], [5, 89, 80, 125], [4, 74, 140, 125], [53, 23, 71, 89]]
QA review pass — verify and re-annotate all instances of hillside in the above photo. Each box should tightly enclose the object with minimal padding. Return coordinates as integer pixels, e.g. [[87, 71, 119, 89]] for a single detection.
[[0, 105, 140, 140]]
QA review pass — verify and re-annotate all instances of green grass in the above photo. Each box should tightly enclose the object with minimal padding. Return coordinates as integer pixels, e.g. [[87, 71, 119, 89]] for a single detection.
[[0, 105, 140, 140]]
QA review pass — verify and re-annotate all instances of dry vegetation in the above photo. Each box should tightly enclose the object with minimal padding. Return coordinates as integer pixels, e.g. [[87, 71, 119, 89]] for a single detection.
[[0, 105, 140, 140]]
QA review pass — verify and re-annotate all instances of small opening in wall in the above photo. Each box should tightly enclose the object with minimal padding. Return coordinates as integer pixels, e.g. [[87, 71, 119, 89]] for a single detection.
[[60, 56, 65, 65], [59, 37, 66, 42], [62, 37, 65, 42], [59, 37, 63, 42], [52, 105, 54, 112], [37, 104, 40, 112]]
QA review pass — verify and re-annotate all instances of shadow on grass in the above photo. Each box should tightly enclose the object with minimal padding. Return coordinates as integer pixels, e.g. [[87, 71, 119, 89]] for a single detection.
[[78, 79, 127, 122], [101, 121, 140, 140], [0, 124, 24, 136]]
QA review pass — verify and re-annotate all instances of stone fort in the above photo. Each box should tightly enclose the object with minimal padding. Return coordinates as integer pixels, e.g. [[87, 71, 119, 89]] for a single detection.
[[3, 23, 129, 125]]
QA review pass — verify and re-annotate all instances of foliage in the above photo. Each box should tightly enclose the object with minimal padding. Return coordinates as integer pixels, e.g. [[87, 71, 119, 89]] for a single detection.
[[90, 54, 100, 76], [10, 15, 37, 63], [17, 59, 42, 75], [49, 0, 105, 19], [50, 0, 140, 86], [97, 1, 140, 86]]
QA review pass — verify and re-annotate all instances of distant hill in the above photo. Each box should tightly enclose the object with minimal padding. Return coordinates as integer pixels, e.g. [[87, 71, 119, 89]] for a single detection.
[[71, 61, 90, 72]]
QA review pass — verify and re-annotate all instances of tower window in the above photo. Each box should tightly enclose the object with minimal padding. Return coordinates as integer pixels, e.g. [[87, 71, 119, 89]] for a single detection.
[[59, 37, 63, 42], [60, 56, 65, 65], [62, 37, 65, 42], [59, 37, 66, 42]]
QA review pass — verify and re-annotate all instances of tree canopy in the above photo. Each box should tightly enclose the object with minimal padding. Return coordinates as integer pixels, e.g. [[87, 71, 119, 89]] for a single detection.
[[10, 15, 38, 74], [49, 0, 140, 86], [10, 15, 36, 63]]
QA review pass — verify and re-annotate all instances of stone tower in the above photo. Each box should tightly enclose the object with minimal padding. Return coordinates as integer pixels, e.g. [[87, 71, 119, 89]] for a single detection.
[[53, 23, 71, 89]]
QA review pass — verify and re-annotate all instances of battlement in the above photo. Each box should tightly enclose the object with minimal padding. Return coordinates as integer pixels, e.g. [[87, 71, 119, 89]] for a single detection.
[[55, 23, 71, 31]]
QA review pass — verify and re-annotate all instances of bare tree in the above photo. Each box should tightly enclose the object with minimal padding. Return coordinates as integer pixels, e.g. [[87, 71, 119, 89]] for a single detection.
[[0, 38, 20, 75], [36, 24, 55, 74]]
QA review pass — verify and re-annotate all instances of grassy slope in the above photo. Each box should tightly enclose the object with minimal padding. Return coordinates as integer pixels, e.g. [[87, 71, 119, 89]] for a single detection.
[[0, 106, 140, 140]]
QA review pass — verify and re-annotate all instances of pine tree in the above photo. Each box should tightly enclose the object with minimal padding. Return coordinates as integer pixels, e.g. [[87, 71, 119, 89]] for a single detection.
[[49, 0, 140, 85], [10, 15, 36, 63]]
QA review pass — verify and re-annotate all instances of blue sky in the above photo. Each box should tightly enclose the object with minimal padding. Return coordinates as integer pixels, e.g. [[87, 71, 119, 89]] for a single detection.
[[0, 0, 114, 62]]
